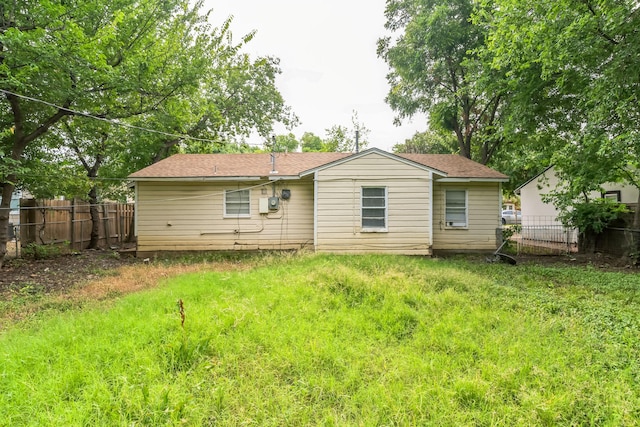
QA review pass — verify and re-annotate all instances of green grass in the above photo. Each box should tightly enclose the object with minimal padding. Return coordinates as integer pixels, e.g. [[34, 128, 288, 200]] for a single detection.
[[1, 254, 639, 425]]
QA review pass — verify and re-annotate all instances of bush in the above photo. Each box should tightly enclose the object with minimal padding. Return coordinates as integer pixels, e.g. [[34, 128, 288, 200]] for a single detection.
[[21, 243, 64, 260], [559, 199, 628, 234]]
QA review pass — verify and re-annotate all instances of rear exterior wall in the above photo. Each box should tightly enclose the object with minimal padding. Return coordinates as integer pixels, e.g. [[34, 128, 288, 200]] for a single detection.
[[135, 179, 314, 254], [432, 182, 501, 251], [315, 152, 433, 255]]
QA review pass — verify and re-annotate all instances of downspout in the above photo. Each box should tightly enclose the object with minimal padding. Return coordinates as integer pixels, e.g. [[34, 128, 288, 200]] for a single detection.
[[134, 182, 138, 237], [313, 171, 319, 251], [428, 173, 434, 250]]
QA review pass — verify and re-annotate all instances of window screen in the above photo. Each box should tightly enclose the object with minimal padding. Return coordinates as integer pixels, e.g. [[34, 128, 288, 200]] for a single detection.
[[362, 187, 386, 229], [225, 189, 250, 216], [445, 190, 467, 227]]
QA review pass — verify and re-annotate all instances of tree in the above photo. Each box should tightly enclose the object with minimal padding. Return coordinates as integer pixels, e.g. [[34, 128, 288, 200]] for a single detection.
[[264, 133, 299, 153], [0, 0, 215, 263], [300, 132, 325, 152], [323, 111, 370, 153], [480, 0, 640, 226], [392, 130, 457, 154], [378, 0, 506, 165], [0, 0, 297, 263]]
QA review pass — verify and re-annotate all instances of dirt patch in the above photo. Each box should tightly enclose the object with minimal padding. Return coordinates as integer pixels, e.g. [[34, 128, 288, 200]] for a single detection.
[[0, 249, 140, 297], [0, 249, 251, 302]]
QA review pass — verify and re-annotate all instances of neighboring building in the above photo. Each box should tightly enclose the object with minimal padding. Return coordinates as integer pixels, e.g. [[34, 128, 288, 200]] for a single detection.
[[517, 165, 639, 224], [128, 148, 508, 256], [0, 190, 25, 225], [515, 165, 639, 244]]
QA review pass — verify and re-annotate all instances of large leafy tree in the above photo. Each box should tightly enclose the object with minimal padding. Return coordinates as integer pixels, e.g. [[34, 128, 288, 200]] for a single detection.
[[0, 0, 296, 263], [378, 0, 506, 165], [480, 0, 640, 225], [1, 0, 193, 263]]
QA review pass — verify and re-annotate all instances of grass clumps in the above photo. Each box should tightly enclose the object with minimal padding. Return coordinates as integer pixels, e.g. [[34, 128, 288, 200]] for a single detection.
[[1, 253, 639, 425]]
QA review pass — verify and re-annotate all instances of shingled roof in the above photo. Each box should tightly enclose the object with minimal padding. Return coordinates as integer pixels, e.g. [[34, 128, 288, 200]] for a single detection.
[[129, 149, 507, 180]]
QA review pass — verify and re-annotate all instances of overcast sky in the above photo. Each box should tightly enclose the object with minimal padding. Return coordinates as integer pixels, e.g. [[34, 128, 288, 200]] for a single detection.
[[205, 0, 427, 151]]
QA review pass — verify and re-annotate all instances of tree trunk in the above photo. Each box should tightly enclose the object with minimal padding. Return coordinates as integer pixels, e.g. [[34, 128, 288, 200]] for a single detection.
[[578, 231, 598, 254], [0, 181, 15, 268], [88, 186, 100, 249], [634, 191, 640, 229]]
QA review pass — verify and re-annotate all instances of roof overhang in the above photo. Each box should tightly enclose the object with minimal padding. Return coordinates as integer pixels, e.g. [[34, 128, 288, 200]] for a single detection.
[[298, 147, 448, 178], [129, 176, 263, 182], [437, 178, 509, 183]]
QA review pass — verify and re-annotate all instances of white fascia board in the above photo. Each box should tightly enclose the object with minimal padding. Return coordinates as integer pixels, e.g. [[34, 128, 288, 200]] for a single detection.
[[129, 176, 262, 182], [437, 178, 509, 183], [267, 175, 300, 181]]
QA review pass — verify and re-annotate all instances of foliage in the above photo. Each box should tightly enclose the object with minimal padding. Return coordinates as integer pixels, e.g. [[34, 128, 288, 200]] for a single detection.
[[477, 0, 640, 219], [392, 130, 458, 154], [0, 0, 296, 262], [263, 133, 299, 152], [297, 112, 371, 153], [323, 110, 370, 153], [1, 254, 639, 424], [20, 242, 64, 260], [300, 132, 325, 152], [378, 0, 507, 164], [558, 199, 628, 235]]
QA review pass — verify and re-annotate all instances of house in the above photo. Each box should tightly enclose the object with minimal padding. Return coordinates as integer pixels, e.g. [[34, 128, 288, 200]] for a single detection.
[[128, 148, 508, 256], [515, 165, 639, 244], [0, 189, 27, 227], [516, 165, 639, 223]]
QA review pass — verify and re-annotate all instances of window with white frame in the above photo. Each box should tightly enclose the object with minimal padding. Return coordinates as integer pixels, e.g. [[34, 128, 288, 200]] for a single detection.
[[445, 190, 467, 227], [362, 187, 387, 231], [225, 189, 250, 217]]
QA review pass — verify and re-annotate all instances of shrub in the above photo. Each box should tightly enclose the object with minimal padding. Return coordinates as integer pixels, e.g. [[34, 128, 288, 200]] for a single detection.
[[559, 199, 628, 235]]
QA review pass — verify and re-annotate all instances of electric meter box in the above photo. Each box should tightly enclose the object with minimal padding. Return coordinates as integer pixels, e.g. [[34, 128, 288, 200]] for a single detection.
[[268, 196, 279, 210]]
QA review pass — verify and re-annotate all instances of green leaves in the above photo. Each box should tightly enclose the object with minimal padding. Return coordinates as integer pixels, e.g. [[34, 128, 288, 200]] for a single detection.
[[481, 0, 640, 207], [379, 0, 506, 165]]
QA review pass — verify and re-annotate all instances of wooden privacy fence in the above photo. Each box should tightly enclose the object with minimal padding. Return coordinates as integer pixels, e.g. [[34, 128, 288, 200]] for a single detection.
[[19, 199, 134, 250]]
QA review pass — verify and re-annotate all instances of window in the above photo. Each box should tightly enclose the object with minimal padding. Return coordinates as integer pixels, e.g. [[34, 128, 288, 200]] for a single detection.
[[225, 189, 250, 217], [445, 190, 467, 227], [362, 187, 387, 231], [602, 190, 621, 202]]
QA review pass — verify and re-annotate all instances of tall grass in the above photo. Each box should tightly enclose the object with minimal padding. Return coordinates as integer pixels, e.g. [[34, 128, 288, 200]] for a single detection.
[[1, 254, 639, 425]]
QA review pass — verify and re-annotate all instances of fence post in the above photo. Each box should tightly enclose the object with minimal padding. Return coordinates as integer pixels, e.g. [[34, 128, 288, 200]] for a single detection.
[[102, 204, 111, 247], [70, 198, 76, 251]]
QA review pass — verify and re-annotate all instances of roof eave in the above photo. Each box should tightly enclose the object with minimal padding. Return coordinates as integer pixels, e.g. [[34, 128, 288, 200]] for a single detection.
[[128, 176, 263, 182], [437, 177, 509, 183]]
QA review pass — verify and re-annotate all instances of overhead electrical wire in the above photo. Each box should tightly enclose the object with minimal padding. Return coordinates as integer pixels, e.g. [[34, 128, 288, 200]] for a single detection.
[[0, 88, 263, 146]]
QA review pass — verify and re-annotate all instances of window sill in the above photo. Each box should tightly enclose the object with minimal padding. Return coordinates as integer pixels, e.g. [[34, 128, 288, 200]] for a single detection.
[[361, 228, 388, 233], [223, 214, 251, 219]]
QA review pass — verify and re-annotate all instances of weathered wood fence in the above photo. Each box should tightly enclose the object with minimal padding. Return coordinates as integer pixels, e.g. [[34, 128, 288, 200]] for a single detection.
[[18, 199, 134, 250]]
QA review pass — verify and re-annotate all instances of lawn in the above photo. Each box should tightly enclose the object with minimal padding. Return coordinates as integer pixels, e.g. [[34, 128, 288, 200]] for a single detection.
[[1, 253, 639, 425]]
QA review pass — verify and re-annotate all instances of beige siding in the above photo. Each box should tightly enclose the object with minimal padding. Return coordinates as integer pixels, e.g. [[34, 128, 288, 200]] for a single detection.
[[136, 179, 314, 253], [315, 152, 432, 255], [432, 182, 501, 250]]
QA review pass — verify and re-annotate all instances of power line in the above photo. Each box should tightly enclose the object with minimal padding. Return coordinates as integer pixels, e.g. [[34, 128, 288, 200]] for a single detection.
[[0, 88, 256, 145]]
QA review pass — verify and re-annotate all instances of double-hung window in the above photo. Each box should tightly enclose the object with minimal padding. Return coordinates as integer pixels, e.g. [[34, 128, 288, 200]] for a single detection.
[[445, 190, 467, 227], [225, 189, 250, 217], [362, 187, 387, 231]]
